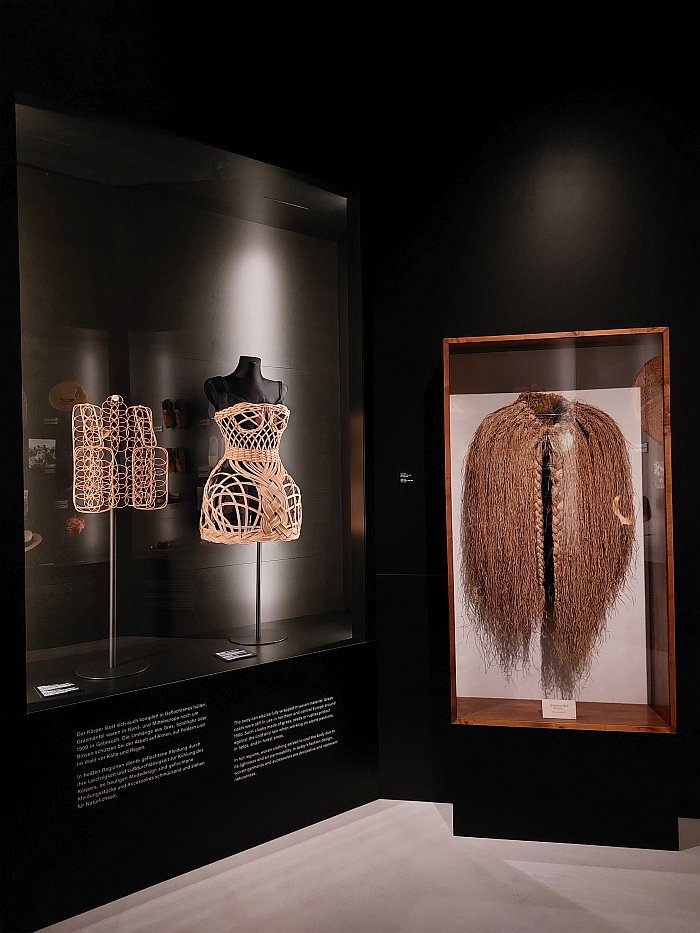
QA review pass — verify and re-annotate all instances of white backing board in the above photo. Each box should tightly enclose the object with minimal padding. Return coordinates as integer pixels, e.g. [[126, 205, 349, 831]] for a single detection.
[[450, 387, 646, 703]]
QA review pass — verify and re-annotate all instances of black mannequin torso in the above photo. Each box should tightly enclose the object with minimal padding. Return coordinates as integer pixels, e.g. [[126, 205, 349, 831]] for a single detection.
[[204, 356, 288, 412]]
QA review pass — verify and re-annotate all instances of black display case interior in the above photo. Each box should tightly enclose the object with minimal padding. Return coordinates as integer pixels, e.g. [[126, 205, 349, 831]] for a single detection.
[[16, 97, 366, 711]]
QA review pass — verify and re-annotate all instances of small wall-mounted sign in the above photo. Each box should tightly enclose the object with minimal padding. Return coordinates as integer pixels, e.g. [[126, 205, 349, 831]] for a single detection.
[[54, 499, 69, 510], [399, 472, 414, 484], [43, 417, 59, 426]]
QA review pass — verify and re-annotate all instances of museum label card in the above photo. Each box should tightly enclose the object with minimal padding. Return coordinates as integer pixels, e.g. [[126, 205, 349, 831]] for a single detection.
[[215, 649, 255, 661], [541, 699, 577, 719], [36, 682, 81, 697]]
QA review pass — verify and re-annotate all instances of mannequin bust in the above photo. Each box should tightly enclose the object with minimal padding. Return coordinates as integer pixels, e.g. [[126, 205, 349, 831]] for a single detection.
[[204, 357, 288, 411]]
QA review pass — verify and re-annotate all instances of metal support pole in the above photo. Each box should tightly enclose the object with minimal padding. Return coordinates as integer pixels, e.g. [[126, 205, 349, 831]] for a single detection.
[[255, 542, 262, 642], [109, 508, 117, 669], [75, 506, 149, 680], [228, 541, 287, 646]]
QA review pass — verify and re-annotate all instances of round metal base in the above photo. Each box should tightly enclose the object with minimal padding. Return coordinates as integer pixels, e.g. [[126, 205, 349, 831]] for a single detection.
[[229, 626, 288, 646], [75, 657, 150, 681]]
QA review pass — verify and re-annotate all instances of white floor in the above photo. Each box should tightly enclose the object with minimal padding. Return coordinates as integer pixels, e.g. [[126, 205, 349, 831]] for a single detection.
[[41, 800, 700, 933]]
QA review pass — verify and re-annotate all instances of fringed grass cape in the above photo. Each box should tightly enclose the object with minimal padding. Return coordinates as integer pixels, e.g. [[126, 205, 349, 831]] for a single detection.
[[461, 391, 634, 697]]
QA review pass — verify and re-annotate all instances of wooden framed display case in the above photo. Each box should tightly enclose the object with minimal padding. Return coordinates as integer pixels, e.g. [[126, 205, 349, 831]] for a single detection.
[[443, 328, 675, 733]]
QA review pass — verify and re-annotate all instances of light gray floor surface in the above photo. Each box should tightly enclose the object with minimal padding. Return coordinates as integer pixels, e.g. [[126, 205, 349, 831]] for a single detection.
[[41, 799, 700, 933]]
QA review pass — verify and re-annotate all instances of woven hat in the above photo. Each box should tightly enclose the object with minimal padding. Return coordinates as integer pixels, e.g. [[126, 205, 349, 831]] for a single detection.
[[24, 529, 42, 552], [48, 380, 87, 412], [633, 356, 664, 444]]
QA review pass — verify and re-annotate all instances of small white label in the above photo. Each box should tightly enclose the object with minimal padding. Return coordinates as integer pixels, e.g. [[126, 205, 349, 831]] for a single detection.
[[541, 699, 577, 719], [399, 472, 414, 484], [215, 649, 255, 661], [36, 682, 80, 697]]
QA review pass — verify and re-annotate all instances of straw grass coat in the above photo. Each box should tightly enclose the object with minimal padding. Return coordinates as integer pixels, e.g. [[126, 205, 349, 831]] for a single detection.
[[461, 391, 635, 697]]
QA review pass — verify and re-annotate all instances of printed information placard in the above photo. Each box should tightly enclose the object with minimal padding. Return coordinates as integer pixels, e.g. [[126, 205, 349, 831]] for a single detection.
[[36, 682, 80, 697], [541, 699, 577, 720], [216, 649, 255, 661]]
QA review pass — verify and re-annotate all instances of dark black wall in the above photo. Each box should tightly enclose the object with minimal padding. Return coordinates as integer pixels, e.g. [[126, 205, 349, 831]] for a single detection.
[[3, 644, 378, 932], [0, 0, 362, 187], [369, 74, 700, 845], [2, 14, 700, 933]]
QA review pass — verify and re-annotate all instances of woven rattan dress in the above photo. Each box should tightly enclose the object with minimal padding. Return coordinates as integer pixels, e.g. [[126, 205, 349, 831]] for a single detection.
[[199, 402, 302, 544]]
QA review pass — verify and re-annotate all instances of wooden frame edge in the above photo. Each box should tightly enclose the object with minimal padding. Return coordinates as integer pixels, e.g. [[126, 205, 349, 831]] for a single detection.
[[444, 326, 668, 345], [662, 326, 677, 732], [443, 338, 458, 722]]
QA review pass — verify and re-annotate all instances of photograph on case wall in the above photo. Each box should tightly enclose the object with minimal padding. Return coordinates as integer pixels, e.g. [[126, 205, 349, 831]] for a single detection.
[[28, 437, 56, 472]]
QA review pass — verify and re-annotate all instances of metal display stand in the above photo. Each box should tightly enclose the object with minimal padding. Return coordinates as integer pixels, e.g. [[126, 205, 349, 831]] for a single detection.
[[75, 510, 150, 681], [228, 543, 288, 646], [72, 395, 165, 682]]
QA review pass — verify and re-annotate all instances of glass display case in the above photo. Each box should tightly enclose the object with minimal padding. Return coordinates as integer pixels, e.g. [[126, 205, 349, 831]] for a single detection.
[[17, 98, 365, 709], [443, 328, 675, 732]]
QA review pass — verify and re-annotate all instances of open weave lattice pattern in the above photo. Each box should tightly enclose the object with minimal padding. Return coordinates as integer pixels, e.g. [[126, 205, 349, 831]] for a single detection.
[[72, 395, 168, 513], [200, 403, 302, 544], [461, 392, 635, 697]]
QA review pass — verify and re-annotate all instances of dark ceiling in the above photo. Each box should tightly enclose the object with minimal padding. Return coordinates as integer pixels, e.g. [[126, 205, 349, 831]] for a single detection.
[[2, 1, 697, 191]]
